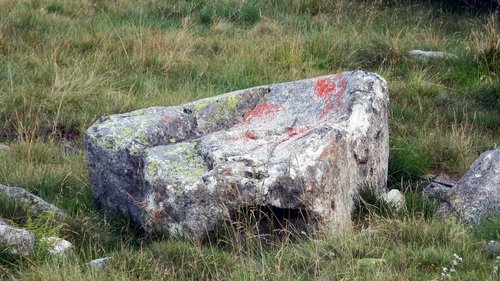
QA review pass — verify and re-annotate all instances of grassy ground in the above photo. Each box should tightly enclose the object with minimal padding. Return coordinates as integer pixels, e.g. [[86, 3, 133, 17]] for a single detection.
[[0, 0, 498, 280]]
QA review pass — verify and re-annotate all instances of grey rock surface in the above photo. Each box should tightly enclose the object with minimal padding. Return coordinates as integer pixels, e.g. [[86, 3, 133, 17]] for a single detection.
[[0, 218, 35, 255], [85, 71, 389, 239], [408, 50, 458, 59], [425, 148, 500, 223], [0, 143, 10, 154], [381, 189, 405, 210], [41, 236, 73, 255], [86, 257, 112, 271], [487, 240, 500, 255], [0, 184, 68, 221]]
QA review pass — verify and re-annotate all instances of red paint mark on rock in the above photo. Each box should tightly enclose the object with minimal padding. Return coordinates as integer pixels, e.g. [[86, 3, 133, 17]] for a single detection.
[[162, 114, 172, 122], [314, 74, 346, 120], [287, 126, 312, 138], [243, 103, 285, 125], [244, 130, 259, 140], [314, 77, 337, 98]]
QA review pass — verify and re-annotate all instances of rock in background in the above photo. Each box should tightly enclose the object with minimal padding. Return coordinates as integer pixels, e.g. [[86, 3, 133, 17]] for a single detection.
[[0, 218, 35, 255], [85, 71, 389, 239], [0, 184, 68, 221], [425, 147, 500, 223]]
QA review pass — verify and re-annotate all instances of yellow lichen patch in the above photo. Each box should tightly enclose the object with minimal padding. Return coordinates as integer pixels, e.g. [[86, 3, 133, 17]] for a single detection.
[[144, 142, 208, 190]]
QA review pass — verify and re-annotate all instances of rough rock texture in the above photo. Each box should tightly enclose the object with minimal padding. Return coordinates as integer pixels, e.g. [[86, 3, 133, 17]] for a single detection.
[[487, 240, 500, 255], [0, 218, 35, 255], [408, 50, 458, 59], [0, 184, 68, 221], [85, 71, 389, 239], [86, 257, 112, 271], [0, 143, 10, 154], [41, 237, 73, 256], [425, 148, 500, 223], [381, 189, 405, 210]]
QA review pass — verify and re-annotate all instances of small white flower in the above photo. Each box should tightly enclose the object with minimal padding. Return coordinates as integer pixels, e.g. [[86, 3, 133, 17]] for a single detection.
[[442, 267, 450, 273]]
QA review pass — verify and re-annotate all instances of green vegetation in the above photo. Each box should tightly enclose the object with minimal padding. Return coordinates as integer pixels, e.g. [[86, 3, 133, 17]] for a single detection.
[[0, 0, 498, 280]]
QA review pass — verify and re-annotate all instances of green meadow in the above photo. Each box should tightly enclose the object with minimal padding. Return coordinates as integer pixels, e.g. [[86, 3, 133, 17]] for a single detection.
[[0, 0, 498, 280]]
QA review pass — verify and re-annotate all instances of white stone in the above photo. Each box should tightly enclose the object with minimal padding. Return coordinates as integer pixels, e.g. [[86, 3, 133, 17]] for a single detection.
[[41, 237, 73, 255], [408, 50, 458, 59], [0, 143, 10, 154], [86, 257, 112, 271], [381, 189, 405, 210]]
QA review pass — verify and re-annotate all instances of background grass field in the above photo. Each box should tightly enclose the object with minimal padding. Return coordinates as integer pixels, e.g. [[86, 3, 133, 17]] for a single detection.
[[0, 0, 498, 280]]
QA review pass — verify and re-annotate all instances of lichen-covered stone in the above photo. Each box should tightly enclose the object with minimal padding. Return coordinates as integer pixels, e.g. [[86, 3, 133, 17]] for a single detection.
[[41, 236, 73, 256], [0, 218, 35, 255], [0, 184, 68, 221], [85, 71, 389, 239], [425, 148, 500, 224]]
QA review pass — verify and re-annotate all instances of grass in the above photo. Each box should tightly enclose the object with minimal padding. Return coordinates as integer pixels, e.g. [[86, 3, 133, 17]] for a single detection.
[[0, 0, 499, 280]]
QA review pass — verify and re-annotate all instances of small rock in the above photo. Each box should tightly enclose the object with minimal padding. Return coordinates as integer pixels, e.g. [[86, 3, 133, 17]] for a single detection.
[[381, 189, 405, 210], [0, 143, 10, 154], [86, 257, 112, 271], [357, 258, 386, 268], [41, 237, 73, 256], [487, 240, 500, 254], [0, 218, 35, 255], [408, 50, 458, 59], [358, 227, 380, 239], [0, 184, 68, 221]]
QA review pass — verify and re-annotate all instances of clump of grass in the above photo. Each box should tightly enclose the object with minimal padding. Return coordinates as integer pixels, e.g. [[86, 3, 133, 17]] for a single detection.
[[470, 215, 500, 241]]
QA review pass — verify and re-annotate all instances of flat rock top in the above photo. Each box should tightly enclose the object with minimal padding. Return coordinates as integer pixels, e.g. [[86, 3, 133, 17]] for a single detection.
[[86, 71, 387, 157]]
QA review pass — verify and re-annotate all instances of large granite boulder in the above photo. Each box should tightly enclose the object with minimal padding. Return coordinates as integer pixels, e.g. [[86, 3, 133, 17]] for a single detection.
[[425, 147, 500, 223], [85, 71, 389, 239]]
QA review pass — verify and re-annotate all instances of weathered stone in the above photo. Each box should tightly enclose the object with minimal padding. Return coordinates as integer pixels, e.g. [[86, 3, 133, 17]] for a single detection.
[[41, 237, 73, 256], [381, 189, 405, 210], [408, 50, 458, 59], [85, 71, 389, 239], [0, 143, 10, 154], [487, 240, 500, 255], [357, 258, 386, 268], [86, 257, 112, 271], [0, 218, 35, 255], [0, 184, 68, 221], [425, 148, 500, 223]]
